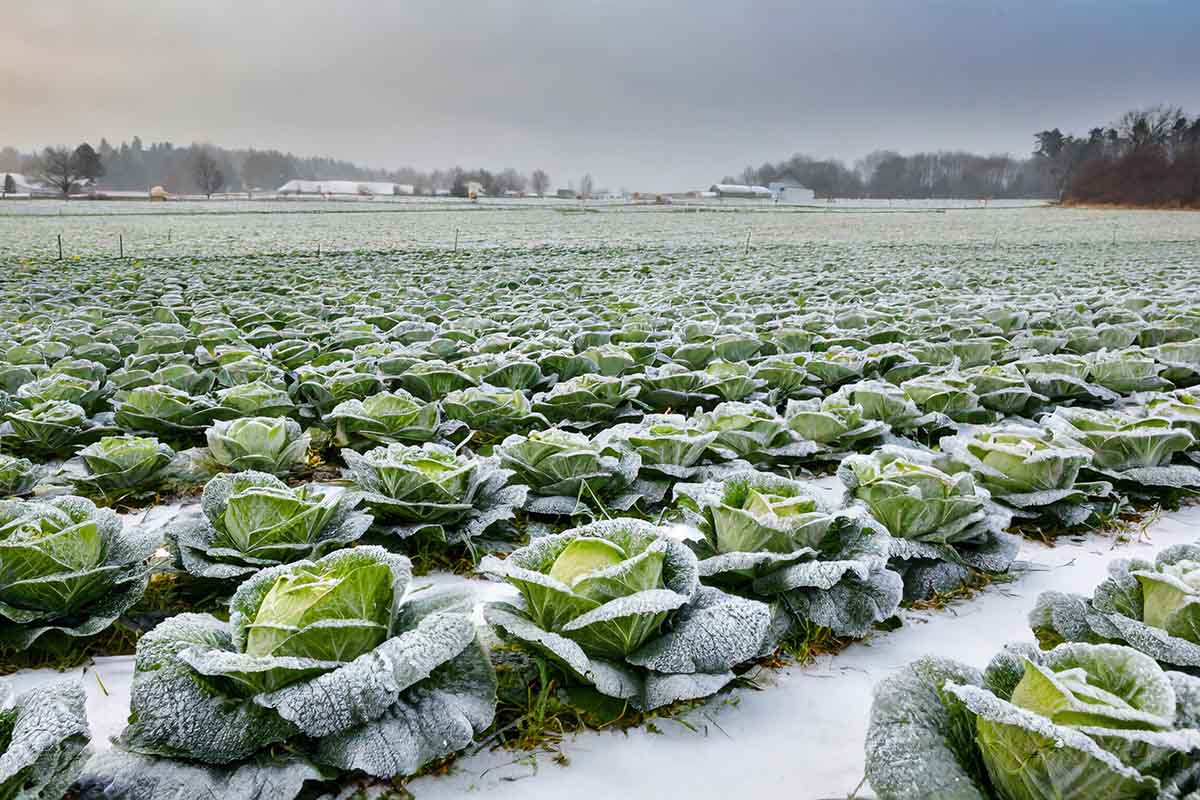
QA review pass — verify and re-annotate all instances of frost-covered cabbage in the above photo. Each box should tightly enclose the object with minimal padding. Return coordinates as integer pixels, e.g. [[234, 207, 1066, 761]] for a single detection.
[[395, 360, 477, 401], [1146, 388, 1200, 440], [1045, 406, 1200, 489], [0, 454, 39, 497], [961, 364, 1047, 416], [840, 447, 1017, 600], [496, 428, 664, 515], [16, 371, 107, 415], [839, 380, 924, 430], [865, 642, 1200, 800], [480, 518, 782, 710], [900, 373, 991, 424], [595, 414, 720, 480], [291, 363, 383, 419], [673, 471, 901, 638], [0, 496, 157, 650], [441, 384, 548, 436], [85, 547, 496, 798], [939, 426, 1113, 528], [629, 364, 721, 413], [1031, 544, 1200, 670], [326, 389, 441, 449], [75, 434, 175, 499], [1149, 340, 1200, 386], [804, 347, 866, 388], [0, 680, 91, 798], [205, 416, 309, 475], [215, 380, 296, 418], [699, 360, 763, 402], [694, 401, 817, 463], [752, 354, 819, 402], [531, 374, 639, 429], [4, 400, 96, 456], [1015, 354, 1117, 403], [113, 384, 230, 441], [342, 442, 525, 543], [783, 394, 887, 451], [456, 353, 544, 391], [168, 472, 371, 580], [1088, 349, 1173, 394]]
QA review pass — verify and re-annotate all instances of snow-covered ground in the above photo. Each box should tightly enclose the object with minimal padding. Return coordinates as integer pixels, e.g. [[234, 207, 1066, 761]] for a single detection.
[[4, 505, 1197, 798]]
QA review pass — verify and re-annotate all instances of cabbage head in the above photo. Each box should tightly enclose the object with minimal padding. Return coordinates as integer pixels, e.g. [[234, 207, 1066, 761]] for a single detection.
[[596, 414, 719, 480], [0, 454, 39, 498], [496, 428, 663, 515], [0, 496, 157, 650], [76, 435, 175, 499], [326, 389, 440, 449], [694, 401, 815, 463], [866, 642, 1200, 800], [674, 470, 901, 638], [441, 384, 548, 436], [481, 518, 782, 710], [531, 374, 639, 429], [5, 400, 93, 456], [840, 448, 1017, 601], [1045, 406, 1200, 489], [169, 471, 372, 580], [206, 416, 310, 475], [88, 547, 496, 798], [342, 443, 526, 543], [113, 384, 230, 441], [939, 426, 1113, 528], [784, 394, 886, 450], [1031, 544, 1200, 670]]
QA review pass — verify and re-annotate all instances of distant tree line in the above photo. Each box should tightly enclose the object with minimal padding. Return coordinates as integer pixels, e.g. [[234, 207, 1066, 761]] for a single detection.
[[0, 138, 553, 197], [1036, 106, 1200, 208], [727, 151, 1056, 199]]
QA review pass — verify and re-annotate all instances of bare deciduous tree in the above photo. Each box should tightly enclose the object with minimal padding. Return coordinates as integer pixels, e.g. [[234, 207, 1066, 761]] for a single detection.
[[529, 169, 550, 196], [192, 150, 225, 198], [37, 146, 87, 196]]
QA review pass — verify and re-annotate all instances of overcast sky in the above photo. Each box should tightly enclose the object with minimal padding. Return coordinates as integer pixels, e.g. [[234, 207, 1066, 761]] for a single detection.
[[3, 1, 1198, 189]]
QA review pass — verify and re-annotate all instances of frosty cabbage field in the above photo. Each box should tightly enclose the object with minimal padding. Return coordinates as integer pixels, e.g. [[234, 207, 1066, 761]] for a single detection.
[[0, 201, 1199, 799]]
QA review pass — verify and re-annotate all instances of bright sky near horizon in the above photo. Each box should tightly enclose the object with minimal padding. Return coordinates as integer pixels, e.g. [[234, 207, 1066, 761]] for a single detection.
[[3, 0, 1198, 190]]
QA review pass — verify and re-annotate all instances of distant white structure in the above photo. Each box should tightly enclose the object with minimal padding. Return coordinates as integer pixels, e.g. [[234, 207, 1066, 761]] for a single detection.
[[1, 173, 58, 197], [710, 184, 772, 200], [277, 180, 413, 197], [768, 182, 816, 203]]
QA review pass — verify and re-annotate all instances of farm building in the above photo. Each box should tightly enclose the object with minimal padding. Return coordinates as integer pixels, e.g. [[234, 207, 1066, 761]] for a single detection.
[[277, 180, 414, 197], [1, 173, 60, 197], [768, 181, 816, 203], [710, 183, 772, 199]]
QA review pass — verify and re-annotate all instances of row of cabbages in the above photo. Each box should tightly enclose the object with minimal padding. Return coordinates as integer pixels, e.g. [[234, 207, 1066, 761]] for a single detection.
[[9, 382, 1198, 660], [866, 541, 1200, 800], [0, 280, 1197, 496]]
